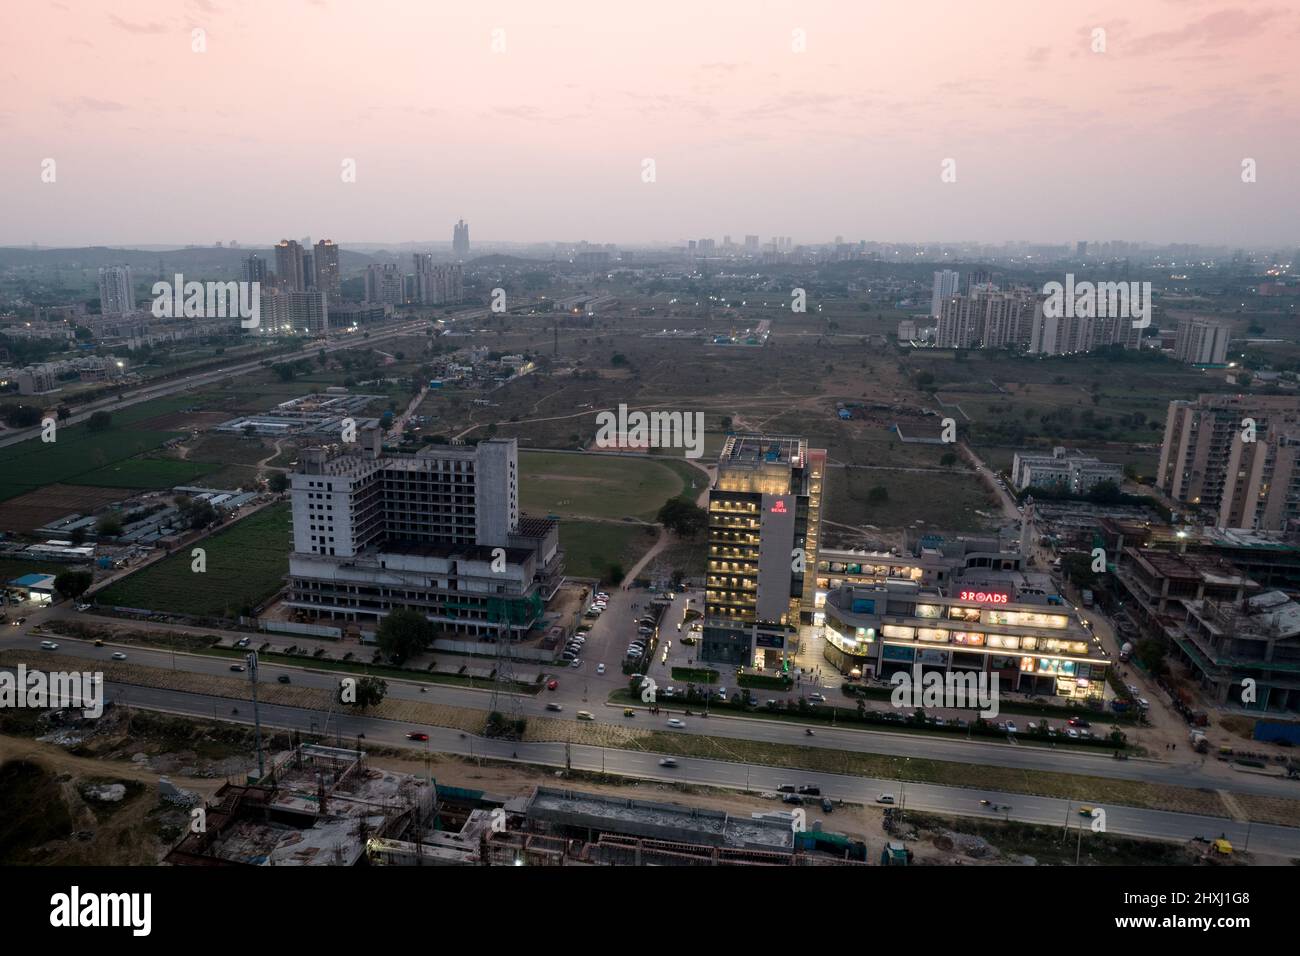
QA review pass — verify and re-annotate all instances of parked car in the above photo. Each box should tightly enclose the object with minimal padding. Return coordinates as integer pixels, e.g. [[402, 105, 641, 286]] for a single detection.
[[546, 678, 559, 691], [75, 603, 91, 612], [1137, 698, 1150, 710], [821, 797, 834, 813], [798, 785, 821, 795], [809, 692, 826, 703], [1005, 722, 1018, 734], [569, 658, 582, 668], [596, 663, 605, 674], [777, 784, 797, 793], [782, 794, 803, 805], [1067, 728, 1080, 739]]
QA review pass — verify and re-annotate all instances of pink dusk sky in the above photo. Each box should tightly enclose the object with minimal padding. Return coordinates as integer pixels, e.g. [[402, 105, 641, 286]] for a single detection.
[[2, 0, 1297, 247]]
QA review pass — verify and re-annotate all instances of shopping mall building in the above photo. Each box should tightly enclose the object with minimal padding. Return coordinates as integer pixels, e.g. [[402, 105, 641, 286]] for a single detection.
[[813, 535, 1110, 701]]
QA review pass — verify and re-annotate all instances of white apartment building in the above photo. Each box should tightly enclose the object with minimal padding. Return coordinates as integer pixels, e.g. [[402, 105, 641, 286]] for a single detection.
[[286, 430, 562, 638], [930, 269, 960, 319], [98, 266, 135, 316], [1010, 447, 1124, 494], [1174, 317, 1230, 366]]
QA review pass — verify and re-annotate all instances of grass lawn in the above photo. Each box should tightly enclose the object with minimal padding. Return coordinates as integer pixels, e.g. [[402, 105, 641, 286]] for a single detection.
[[95, 503, 290, 617], [72, 458, 220, 489], [558, 519, 657, 581], [519, 451, 686, 521]]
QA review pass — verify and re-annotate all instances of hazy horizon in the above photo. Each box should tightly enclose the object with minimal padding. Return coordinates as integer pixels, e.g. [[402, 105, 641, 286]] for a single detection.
[[4, 0, 1297, 247]]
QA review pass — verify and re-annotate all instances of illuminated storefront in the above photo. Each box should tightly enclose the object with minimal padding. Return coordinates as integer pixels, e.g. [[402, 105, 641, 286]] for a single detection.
[[821, 583, 1108, 700]]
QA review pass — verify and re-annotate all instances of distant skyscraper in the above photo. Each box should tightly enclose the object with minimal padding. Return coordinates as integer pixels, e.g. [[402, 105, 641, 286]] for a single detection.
[[452, 219, 470, 257], [930, 269, 960, 318], [744, 235, 759, 253], [314, 240, 341, 303], [242, 254, 268, 285], [413, 254, 463, 305], [1076, 241, 1089, 257], [98, 266, 135, 316], [288, 290, 329, 335], [365, 263, 405, 305], [275, 239, 306, 291]]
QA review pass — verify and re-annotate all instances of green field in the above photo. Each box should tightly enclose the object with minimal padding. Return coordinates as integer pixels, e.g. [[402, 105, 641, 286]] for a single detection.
[[824, 466, 999, 532], [557, 518, 656, 581], [518, 451, 686, 521], [0, 397, 217, 501], [95, 503, 291, 617], [72, 458, 219, 489]]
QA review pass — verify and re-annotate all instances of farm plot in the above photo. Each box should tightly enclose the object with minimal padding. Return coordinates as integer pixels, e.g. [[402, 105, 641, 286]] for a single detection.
[[95, 503, 290, 617], [0, 484, 129, 534]]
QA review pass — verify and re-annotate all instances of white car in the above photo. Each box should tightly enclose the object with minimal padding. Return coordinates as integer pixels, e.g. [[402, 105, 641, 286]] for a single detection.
[[809, 692, 826, 703], [1005, 721, 1018, 734], [596, 663, 605, 674], [111, 651, 127, 661], [1066, 728, 1080, 739], [570, 658, 582, 668], [666, 718, 685, 728], [39, 640, 59, 650]]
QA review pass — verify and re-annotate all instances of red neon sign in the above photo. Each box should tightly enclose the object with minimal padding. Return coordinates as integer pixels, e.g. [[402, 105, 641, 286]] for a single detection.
[[770, 500, 788, 514], [959, 589, 1010, 605]]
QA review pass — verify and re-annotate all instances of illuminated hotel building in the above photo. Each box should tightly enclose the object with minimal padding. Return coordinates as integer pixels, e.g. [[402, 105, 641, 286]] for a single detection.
[[821, 581, 1109, 701], [703, 434, 826, 668]]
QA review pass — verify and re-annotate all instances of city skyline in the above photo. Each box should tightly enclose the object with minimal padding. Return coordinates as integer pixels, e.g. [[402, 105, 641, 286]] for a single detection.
[[4, 0, 1298, 247]]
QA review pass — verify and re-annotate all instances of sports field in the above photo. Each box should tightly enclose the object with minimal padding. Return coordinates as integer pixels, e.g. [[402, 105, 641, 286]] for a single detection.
[[518, 451, 687, 521]]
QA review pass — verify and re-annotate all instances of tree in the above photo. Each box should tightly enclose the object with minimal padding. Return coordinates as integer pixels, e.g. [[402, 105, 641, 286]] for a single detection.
[[940, 452, 957, 468], [267, 472, 289, 493], [867, 485, 889, 504], [346, 676, 388, 712], [87, 410, 112, 432], [95, 513, 124, 537], [603, 563, 625, 586], [657, 498, 707, 537], [375, 608, 435, 664], [56, 405, 71, 422], [53, 570, 93, 600]]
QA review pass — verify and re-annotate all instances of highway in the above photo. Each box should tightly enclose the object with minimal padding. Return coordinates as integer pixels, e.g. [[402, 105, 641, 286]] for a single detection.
[[77, 678, 1300, 857], [8, 627, 1300, 804]]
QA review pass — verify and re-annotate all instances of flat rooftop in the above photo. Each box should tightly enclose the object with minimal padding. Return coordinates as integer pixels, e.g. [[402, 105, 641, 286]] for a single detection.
[[719, 434, 806, 468]]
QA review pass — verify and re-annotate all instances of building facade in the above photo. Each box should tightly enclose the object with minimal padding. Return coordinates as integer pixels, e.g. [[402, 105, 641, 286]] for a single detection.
[[1173, 317, 1230, 366], [286, 431, 562, 638], [702, 434, 825, 668], [1010, 447, 1124, 494], [97, 266, 135, 316]]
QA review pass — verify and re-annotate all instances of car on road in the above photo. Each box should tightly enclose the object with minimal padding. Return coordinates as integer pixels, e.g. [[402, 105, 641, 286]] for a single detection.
[[546, 678, 559, 691], [1136, 698, 1150, 710], [576, 711, 594, 721], [1126, 683, 1139, 695], [658, 758, 678, 768], [777, 784, 797, 793], [596, 663, 605, 674], [75, 603, 91, 612], [570, 658, 582, 668], [111, 652, 127, 660], [12, 618, 27, 627], [1078, 805, 1095, 816], [406, 732, 429, 741], [277, 674, 291, 684], [39, 640, 59, 650], [94, 639, 104, 647], [546, 703, 563, 712], [1067, 717, 1090, 728], [236, 637, 250, 648], [666, 718, 685, 728], [876, 793, 896, 805], [808, 692, 826, 703], [229, 664, 246, 672]]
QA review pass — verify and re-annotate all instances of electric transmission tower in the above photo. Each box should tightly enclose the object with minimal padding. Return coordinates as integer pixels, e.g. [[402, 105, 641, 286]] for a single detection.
[[487, 609, 524, 736]]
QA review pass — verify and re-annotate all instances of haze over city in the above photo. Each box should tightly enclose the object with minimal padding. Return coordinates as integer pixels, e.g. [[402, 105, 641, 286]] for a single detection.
[[4, 0, 1299, 246]]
